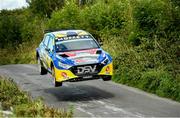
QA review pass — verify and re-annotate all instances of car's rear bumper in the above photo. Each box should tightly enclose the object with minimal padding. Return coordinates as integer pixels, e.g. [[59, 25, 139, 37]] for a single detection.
[[54, 62, 113, 82]]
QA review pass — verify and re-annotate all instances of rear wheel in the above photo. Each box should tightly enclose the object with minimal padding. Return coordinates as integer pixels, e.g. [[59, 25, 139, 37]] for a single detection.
[[102, 76, 112, 81], [51, 66, 62, 87], [37, 57, 47, 75]]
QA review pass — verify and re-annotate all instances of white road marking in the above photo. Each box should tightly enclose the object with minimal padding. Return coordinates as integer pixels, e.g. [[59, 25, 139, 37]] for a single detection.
[[105, 105, 132, 115], [103, 111, 109, 114], [96, 100, 106, 105], [76, 107, 95, 117], [135, 112, 146, 118], [92, 100, 144, 117], [63, 83, 69, 87]]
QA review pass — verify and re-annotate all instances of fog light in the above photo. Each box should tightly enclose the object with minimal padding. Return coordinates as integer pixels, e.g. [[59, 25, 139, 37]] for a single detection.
[[61, 72, 67, 78], [106, 66, 110, 72]]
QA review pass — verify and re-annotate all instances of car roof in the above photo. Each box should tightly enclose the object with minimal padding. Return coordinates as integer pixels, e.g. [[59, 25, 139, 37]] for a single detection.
[[45, 30, 90, 38]]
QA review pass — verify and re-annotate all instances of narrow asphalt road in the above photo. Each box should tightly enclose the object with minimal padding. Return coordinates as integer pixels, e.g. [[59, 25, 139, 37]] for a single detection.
[[0, 64, 180, 117]]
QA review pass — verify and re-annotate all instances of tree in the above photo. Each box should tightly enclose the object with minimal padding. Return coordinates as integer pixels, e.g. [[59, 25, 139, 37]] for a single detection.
[[27, 0, 64, 18], [0, 10, 22, 49]]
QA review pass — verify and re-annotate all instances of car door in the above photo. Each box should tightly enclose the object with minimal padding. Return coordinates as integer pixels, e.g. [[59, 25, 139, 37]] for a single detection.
[[46, 36, 54, 69], [41, 35, 50, 69]]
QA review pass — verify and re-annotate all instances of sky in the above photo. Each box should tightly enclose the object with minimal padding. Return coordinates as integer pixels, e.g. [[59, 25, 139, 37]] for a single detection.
[[0, 0, 28, 10]]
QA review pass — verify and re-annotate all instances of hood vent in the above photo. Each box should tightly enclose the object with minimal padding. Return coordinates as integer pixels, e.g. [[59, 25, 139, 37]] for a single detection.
[[59, 54, 69, 58], [96, 50, 102, 54]]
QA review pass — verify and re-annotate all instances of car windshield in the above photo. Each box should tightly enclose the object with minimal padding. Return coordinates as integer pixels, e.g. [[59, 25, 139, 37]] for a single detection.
[[55, 38, 99, 52]]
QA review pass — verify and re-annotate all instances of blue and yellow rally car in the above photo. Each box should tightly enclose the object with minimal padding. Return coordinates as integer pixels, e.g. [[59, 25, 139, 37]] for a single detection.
[[36, 30, 113, 87]]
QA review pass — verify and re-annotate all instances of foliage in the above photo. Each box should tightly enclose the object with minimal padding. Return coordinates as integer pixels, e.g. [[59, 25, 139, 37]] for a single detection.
[[47, 1, 81, 29], [81, 0, 129, 36], [0, 10, 23, 49], [0, 76, 73, 117], [0, 76, 30, 110], [27, 0, 64, 18], [48, 0, 130, 39], [104, 36, 180, 101], [0, 9, 44, 65]]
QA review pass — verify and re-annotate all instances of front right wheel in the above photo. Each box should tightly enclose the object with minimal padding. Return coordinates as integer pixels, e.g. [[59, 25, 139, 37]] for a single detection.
[[51, 66, 62, 87], [102, 76, 112, 81]]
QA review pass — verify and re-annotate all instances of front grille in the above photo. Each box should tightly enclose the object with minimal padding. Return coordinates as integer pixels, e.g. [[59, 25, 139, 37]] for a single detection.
[[70, 63, 104, 76]]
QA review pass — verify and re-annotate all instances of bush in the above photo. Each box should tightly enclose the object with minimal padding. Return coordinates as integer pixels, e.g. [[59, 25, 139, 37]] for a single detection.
[[14, 99, 72, 117], [48, 0, 130, 38], [0, 77, 30, 110], [47, 1, 81, 29], [140, 69, 180, 101], [104, 36, 180, 101], [129, 0, 171, 43], [81, 0, 130, 36], [0, 10, 23, 49], [0, 76, 73, 117], [0, 9, 44, 65]]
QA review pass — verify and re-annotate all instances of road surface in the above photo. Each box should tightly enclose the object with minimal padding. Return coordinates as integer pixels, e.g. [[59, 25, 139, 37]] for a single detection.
[[0, 64, 180, 117]]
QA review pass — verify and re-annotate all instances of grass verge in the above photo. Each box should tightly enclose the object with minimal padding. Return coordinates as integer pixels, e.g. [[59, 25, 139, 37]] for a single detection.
[[0, 42, 37, 65], [0, 76, 73, 117]]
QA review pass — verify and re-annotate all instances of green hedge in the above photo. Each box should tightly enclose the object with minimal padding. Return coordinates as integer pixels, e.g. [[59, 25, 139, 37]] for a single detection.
[[0, 76, 73, 117]]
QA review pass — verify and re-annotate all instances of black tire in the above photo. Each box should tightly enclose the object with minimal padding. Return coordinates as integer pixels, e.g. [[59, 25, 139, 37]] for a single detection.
[[51, 66, 62, 87], [102, 76, 112, 81], [37, 57, 47, 75]]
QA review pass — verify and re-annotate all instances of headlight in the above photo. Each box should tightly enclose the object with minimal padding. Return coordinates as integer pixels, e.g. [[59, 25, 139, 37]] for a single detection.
[[101, 56, 109, 65], [58, 61, 72, 69]]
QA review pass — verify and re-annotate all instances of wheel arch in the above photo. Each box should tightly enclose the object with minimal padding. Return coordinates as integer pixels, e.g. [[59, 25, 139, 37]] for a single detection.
[[50, 61, 54, 69], [36, 51, 39, 60]]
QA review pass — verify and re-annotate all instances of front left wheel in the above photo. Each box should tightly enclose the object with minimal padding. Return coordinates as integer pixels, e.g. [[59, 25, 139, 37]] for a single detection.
[[51, 66, 62, 87], [37, 57, 47, 75]]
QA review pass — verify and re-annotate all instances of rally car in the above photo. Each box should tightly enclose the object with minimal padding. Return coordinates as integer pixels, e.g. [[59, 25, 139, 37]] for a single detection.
[[36, 30, 113, 87]]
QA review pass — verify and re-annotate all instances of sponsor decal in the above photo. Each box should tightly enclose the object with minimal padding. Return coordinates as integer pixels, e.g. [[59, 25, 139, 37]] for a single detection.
[[75, 59, 87, 63], [77, 65, 97, 74], [63, 49, 98, 57], [57, 35, 90, 41]]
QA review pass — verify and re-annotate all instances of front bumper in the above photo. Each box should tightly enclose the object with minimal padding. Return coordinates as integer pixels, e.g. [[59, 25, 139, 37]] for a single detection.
[[54, 62, 113, 82]]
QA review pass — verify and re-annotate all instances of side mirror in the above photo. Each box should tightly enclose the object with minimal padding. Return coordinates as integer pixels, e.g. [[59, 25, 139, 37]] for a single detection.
[[45, 48, 50, 52], [99, 42, 103, 46]]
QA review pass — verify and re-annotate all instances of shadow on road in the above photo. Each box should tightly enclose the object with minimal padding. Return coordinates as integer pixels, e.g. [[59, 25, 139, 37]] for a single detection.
[[44, 85, 114, 102]]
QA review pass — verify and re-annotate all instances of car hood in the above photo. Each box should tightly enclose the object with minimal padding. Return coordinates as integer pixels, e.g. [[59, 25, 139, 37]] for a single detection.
[[57, 49, 105, 65]]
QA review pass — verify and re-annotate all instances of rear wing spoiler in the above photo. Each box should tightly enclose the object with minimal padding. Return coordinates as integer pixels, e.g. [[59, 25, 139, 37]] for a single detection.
[[44, 29, 74, 34]]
